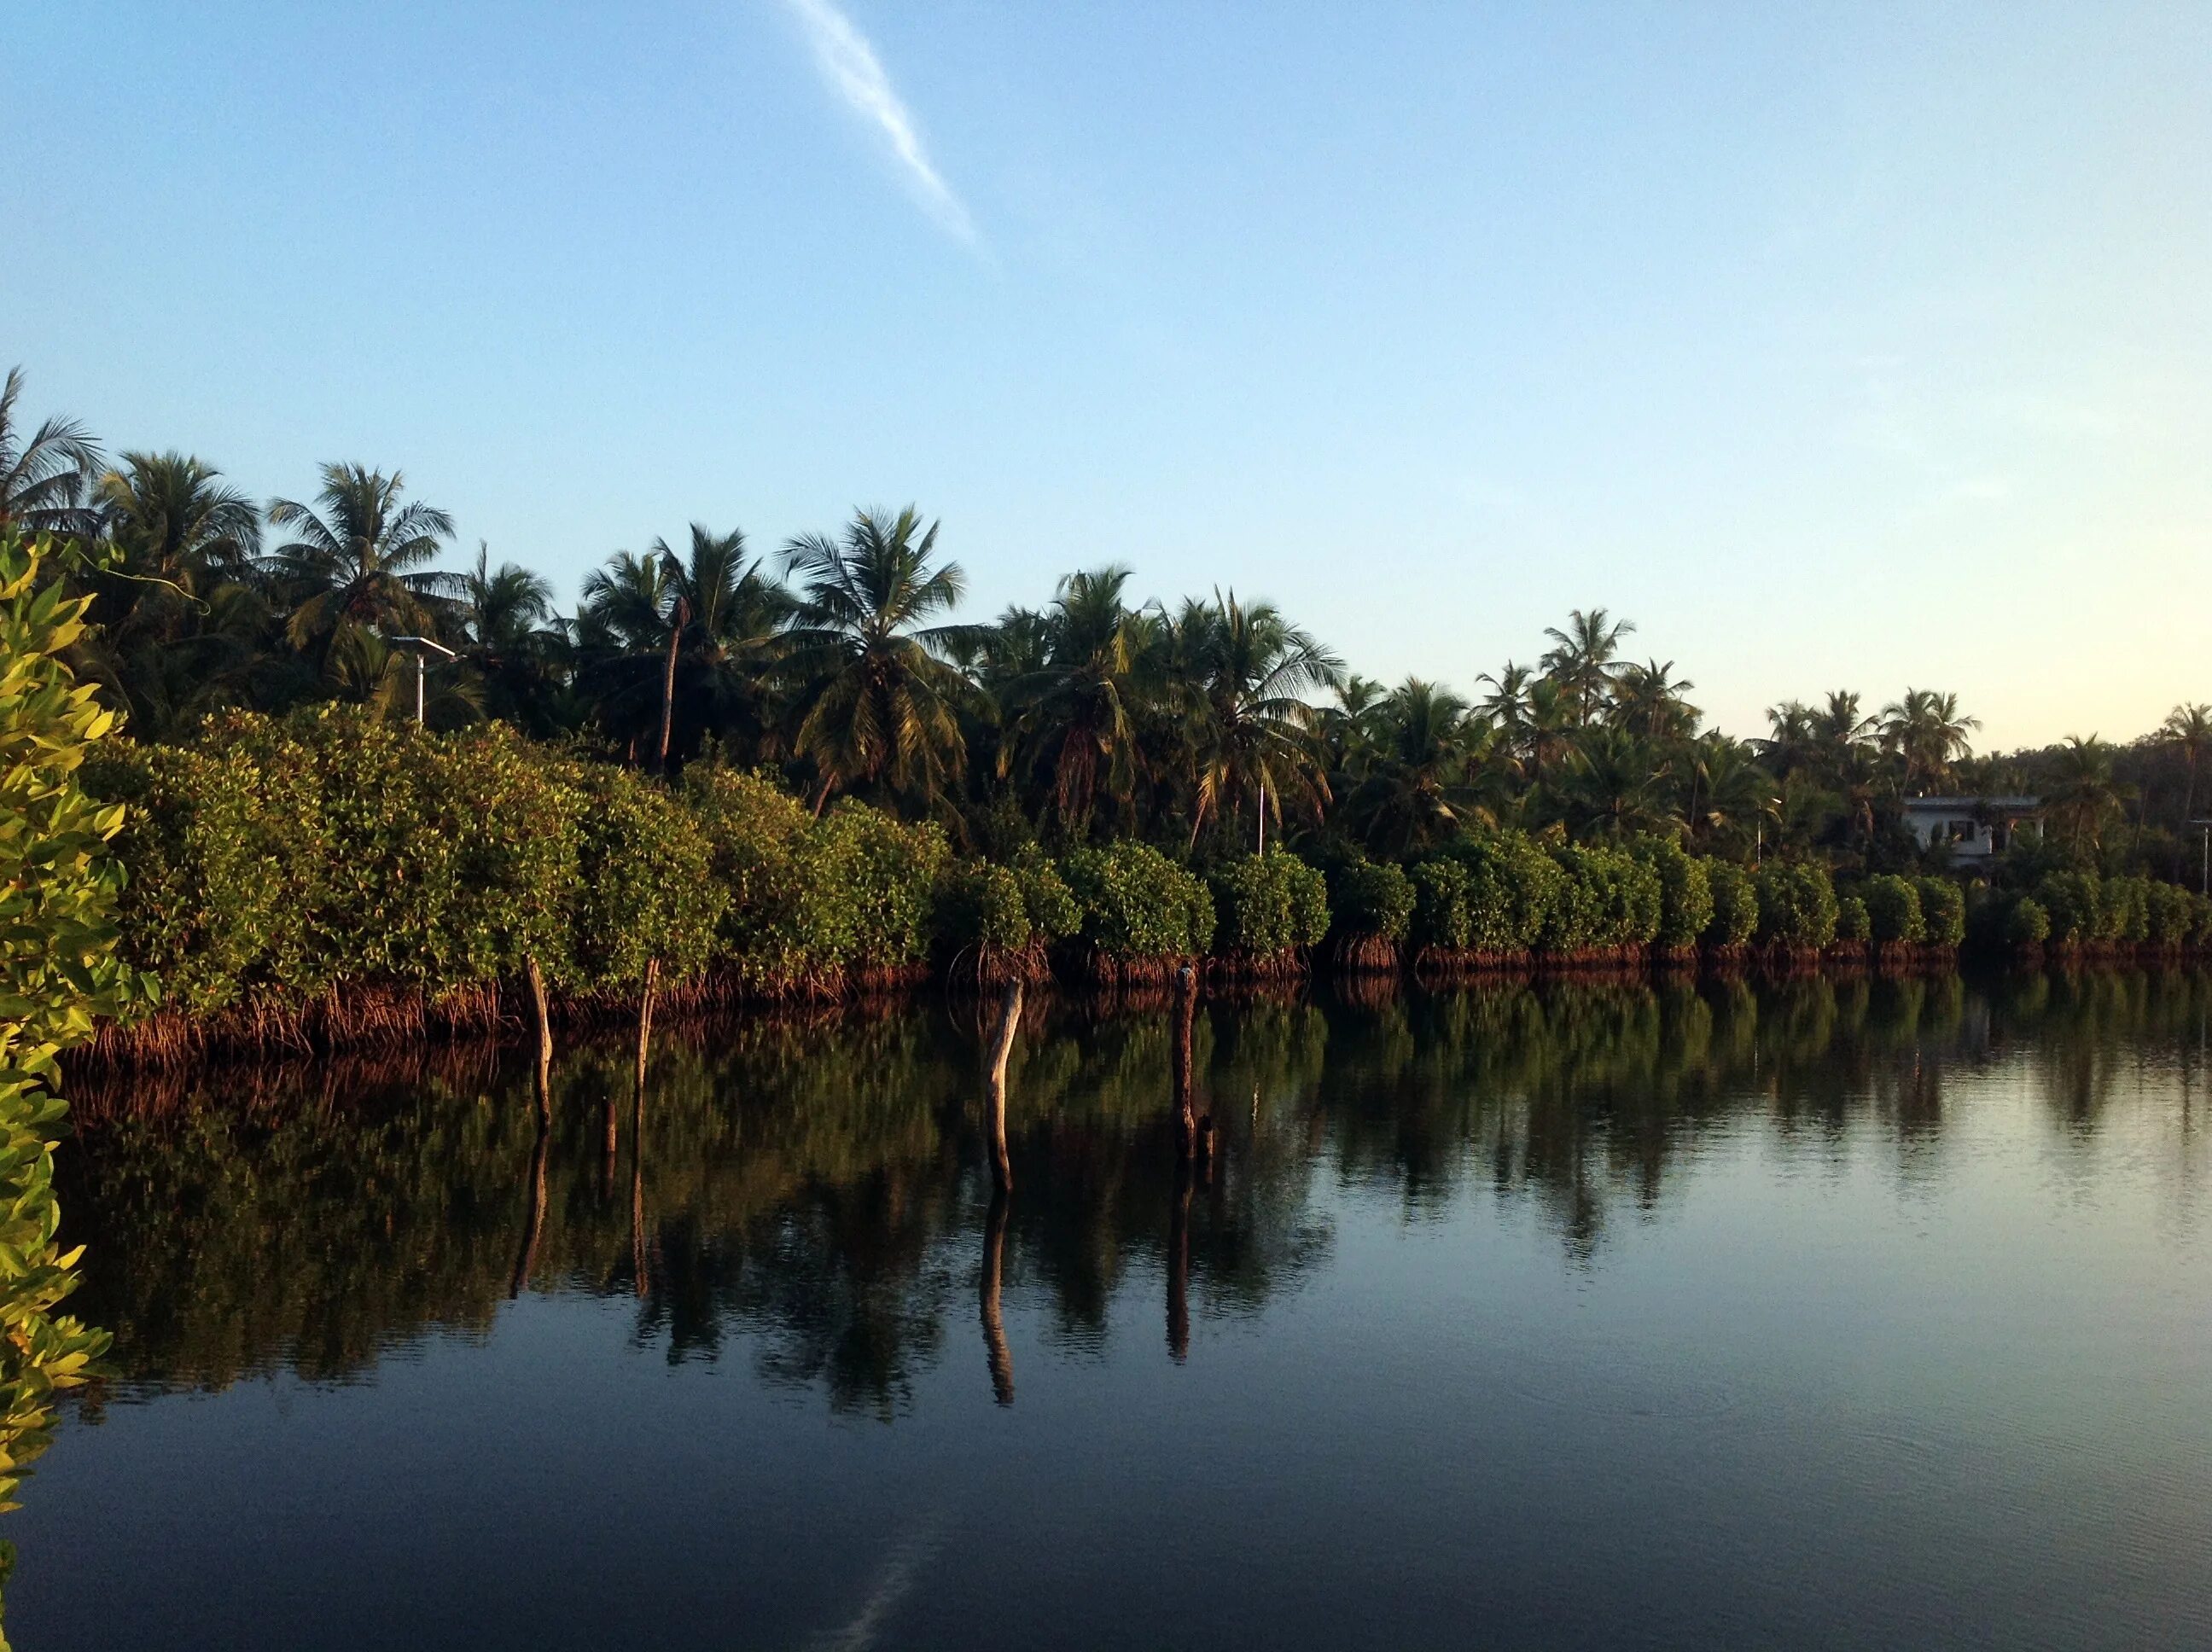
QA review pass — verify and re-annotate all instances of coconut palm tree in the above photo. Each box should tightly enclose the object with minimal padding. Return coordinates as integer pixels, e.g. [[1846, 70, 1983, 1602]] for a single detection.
[[998, 566, 1161, 837], [1540, 608, 1634, 725], [1338, 678, 1502, 858], [578, 549, 682, 762], [1557, 725, 1674, 841], [2160, 703, 2212, 827], [652, 523, 796, 767], [263, 463, 458, 659], [1164, 590, 1343, 851], [0, 366, 103, 538], [1678, 734, 1778, 857], [457, 544, 570, 734], [1878, 688, 1979, 794], [1760, 701, 1821, 779], [2044, 735, 2131, 850], [1475, 660, 1534, 733], [96, 451, 260, 591], [78, 451, 269, 734], [1610, 658, 1699, 741], [781, 507, 979, 813]]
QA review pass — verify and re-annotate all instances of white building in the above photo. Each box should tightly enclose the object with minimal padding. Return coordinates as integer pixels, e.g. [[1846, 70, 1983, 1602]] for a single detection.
[[1901, 796, 2040, 863]]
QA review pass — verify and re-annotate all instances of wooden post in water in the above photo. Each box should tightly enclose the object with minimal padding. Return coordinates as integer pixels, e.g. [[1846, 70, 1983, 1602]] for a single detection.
[[981, 1184, 1015, 1405], [1171, 963, 1197, 1157], [984, 980, 1022, 1192], [634, 957, 659, 1099], [524, 955, 553, 1126]]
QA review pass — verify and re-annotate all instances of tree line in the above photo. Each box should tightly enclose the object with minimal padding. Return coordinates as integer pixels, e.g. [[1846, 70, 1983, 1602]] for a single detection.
[[7, 363, 2209, 880]]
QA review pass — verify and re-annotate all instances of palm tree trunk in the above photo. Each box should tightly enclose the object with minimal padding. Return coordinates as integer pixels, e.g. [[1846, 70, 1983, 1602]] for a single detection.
[[655, 598, 686, 775]]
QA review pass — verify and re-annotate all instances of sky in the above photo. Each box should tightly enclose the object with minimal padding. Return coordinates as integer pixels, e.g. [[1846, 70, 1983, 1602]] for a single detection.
[[5, 1, 2208, 748]]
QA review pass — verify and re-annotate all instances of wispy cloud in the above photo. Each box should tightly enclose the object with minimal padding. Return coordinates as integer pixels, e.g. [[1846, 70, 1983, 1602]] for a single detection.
[[782, 0, 977, 245]]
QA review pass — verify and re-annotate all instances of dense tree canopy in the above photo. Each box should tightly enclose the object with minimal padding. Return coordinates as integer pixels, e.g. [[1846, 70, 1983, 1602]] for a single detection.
[[14, 363, 2210, 881]]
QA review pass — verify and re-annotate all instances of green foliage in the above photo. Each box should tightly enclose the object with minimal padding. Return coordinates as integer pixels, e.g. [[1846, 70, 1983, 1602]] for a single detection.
[[1703, 862, 1758, 949], [1755, 862, 1838, 950], [940, 861, 1033, 954], [1913, 877, 1966, 948], [2034, 870, 2102, 947], [1409, 856, 1476, 951], [556, 760, 722, 991], [0, 534, 148, 1623], [684, 766, 947, 988], [1060, 841, 1215, 961], [1010, 846, 1080, 944], [98, 712, 584, 1008], [1634, 836, 1714, 950], [1327, 855, 1414, 944], [1863, 875, 1925, 945], [1209, 852, 1330, 957], [2102, 875, 2151, 945], [1835, 894, 1871, 943], [2005, 896, 2051, 946], [1428, 830, 1563, 951], [938, 847, 1075, 960], [1540, 844, 1662, 952]]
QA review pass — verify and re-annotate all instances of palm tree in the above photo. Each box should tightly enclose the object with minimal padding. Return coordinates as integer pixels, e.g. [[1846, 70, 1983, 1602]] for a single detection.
[[1540, 608, 1634, 725], [2160, 703, 2212, 827], [653, 523, 795, 768], [78, 451, 268, 735], [1813, 690, 1877, 760], [2044, 735, 2130, 850], [0, 366, 103, 538], [96, 451, 260, 590], [263, 463, 458, 659], [1339, 678, 1500, 858], [781, 507, 979, 813], [1318, 672, 1390, 779], [458, 544, 568, 734], [1557, 726, 1674, 841], [1610, 659, 1699, 741], [578, 549, 680, 762], [998, 566, 1161, 837], [1164, 590, 1343, 851], [1760, 701, 1820, 778], [1878, 687, 1979, 794], [1518, 678, 1578, 788], [1678, 734, 1778, 857], [1475, 660, 1534, 733]]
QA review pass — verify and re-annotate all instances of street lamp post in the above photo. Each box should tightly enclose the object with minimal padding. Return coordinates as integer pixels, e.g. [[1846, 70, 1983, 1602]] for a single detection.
[[2192, 819, 2212, 898], [388, 636, 457, 725]]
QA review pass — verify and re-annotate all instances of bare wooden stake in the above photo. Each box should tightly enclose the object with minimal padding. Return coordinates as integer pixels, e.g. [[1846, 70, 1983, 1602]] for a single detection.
[[634, 957, 659, 1100], [1171, 963, 1197, 1157], [984, 980, 1022, 1191], [524, 955, 553, 1125]]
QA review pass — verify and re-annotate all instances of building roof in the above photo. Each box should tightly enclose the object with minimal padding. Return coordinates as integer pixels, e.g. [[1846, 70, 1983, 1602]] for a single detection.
[[1901, 795, 2040, 811]]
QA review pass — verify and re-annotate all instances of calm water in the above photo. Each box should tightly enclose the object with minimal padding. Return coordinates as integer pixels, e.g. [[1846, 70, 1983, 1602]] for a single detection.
[[14, 970, 2212, 1650]]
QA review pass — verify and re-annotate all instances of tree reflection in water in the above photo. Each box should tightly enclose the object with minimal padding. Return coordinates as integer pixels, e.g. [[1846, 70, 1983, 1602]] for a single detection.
[[55, 966, 2212, 1415]]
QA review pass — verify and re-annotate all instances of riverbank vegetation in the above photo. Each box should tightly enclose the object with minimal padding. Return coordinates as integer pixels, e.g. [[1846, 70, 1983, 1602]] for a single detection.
[[7, 366, 2211, 1057]]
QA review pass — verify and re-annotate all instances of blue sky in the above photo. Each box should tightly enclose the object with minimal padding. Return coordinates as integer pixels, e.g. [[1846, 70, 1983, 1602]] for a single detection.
[[6, 1, 2207, 747]]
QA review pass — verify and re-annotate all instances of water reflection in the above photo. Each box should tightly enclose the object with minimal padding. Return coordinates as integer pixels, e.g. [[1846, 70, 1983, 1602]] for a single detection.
[[56, 967, 2212, 1415]]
